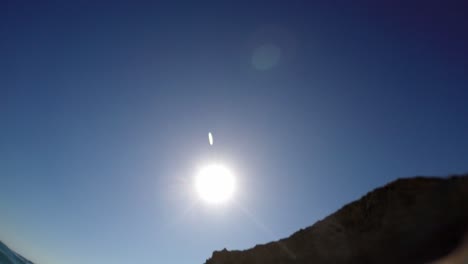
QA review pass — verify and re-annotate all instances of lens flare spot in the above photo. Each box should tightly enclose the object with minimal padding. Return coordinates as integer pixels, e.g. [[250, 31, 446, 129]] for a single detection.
[[252, 44, 281, 70], [208, 132, 214, 146]]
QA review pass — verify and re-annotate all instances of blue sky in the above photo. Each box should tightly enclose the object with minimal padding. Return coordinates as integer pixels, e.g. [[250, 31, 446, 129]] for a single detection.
[[1, 1, 468, 264]]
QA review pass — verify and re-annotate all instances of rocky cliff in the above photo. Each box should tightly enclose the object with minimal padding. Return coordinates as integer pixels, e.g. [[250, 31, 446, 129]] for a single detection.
[[205, 174, 468, 264], [0, 241, 34, 264]]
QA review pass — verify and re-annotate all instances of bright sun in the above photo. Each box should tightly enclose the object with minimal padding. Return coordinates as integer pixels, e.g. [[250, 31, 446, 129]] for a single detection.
[[195, 164, 236, 205]]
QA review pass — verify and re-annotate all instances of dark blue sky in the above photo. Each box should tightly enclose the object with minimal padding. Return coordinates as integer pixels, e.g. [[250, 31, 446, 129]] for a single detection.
[[1, 1, 468, 263]]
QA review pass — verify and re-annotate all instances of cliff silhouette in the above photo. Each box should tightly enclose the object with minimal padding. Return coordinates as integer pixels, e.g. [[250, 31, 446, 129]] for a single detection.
[[205, 174, 468, 264], [0, 241, 34, 264]]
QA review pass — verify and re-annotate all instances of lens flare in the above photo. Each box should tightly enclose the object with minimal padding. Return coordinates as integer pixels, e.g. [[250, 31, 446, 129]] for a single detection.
[[208, 132, 213, 146]]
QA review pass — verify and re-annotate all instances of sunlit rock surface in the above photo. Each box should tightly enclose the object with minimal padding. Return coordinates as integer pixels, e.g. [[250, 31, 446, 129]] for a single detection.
[[205, 174, 468, 264], [0, 241, 34, 264]]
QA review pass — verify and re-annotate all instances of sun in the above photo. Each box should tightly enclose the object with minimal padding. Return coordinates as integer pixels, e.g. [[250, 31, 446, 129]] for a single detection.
[[195, 164, 236, 205]]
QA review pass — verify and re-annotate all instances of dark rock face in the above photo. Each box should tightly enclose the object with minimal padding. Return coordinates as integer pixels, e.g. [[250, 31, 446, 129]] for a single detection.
[[0, 241, 34, 264], [205, 175, 468, 264]]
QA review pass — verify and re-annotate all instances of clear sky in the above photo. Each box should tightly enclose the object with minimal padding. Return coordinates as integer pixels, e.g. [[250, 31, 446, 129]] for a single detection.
[[1, 1, 468, 264]]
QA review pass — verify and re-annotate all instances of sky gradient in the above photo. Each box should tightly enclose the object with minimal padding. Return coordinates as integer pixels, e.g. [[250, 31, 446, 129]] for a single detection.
[[1, 1, 468, 264]]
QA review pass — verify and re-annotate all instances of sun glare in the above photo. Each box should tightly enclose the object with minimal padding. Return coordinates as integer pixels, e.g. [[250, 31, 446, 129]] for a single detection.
[[195, 164, 236, 205]]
